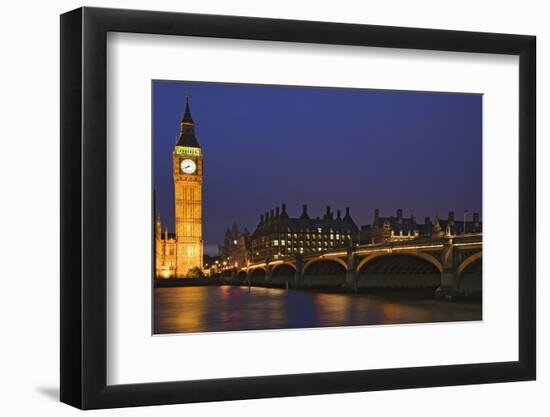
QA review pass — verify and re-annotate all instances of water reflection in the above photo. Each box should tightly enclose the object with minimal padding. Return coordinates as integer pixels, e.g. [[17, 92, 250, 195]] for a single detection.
[[154, 286, 481, 334]]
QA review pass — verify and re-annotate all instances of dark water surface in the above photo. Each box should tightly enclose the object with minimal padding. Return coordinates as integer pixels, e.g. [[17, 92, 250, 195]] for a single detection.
[[154, 286, 482, 334]]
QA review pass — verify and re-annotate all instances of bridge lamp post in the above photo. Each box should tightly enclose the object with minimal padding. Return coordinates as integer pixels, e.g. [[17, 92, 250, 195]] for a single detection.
[[463, 209, 468, 235]]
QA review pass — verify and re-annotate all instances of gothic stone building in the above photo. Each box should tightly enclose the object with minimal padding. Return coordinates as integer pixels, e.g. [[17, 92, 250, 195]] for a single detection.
[[156, 97, 204, 278], [249, 204, 360, 261], [360, 208, 482, 244], [218, 224, 251, 268]]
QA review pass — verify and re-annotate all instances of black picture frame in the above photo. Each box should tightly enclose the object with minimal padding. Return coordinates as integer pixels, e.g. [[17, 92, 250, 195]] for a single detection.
[[60, 6, 536, 410]]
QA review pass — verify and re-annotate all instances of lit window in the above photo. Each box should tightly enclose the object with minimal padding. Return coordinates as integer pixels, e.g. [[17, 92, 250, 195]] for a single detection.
[[281, 240, 285, 246], [317, 228, 322, 233], [274, 240, 279, 246], [300, 247, 304, 253], [330, 234, 334, 240]]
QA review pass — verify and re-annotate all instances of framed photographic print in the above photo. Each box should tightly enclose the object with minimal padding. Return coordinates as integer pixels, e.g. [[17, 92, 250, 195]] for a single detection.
[[60, 6, 536, 409]]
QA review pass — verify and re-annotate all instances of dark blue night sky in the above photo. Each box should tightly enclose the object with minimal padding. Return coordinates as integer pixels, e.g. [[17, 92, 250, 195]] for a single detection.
[[153, 81, 482, 255]]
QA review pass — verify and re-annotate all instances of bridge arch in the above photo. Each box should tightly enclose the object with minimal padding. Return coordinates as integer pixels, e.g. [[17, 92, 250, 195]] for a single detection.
[[271, 263, 296, 285], [302, 258, 347, 288], [303, 257, 348, 274], [457, 251, 482, 275], [357, 253, 441, 289], [221, 269, 233, 280], [356, 251, 443, 274], [457, 252, 482, 296], [272, 263, 296, 275], [233, 270, 248, 284], [249, 267, 267, 284]]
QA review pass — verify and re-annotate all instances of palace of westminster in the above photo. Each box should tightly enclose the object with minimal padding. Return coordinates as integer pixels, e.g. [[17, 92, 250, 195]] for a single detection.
[[155, 97, 482, 279]]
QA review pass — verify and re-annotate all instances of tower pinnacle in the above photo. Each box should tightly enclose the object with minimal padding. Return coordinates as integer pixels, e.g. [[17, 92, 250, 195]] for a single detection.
[[176, 95, 200, 148]]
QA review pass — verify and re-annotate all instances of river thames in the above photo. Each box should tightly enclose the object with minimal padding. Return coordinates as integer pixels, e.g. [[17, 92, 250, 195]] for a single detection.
[[154, 286, 481, 334]]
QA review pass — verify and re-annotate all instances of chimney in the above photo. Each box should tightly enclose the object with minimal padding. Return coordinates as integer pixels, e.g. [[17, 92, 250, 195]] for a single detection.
[[374, 208, 380, 220], [325, 206, 333, 220], [281, 203, 287, 214], [396, 208, 403, 220], [276, 207, 280, 217], [270, 209, 274, 219], [260, 214, 265, 224], [448, 211, 455, 223], [473, 212, 480, 224], [345, 207, 351, 219], [424, 216, 431, 226], [337, 209, 341, 220], [300, 204, 309, 219], [265, 211, 269, 222]]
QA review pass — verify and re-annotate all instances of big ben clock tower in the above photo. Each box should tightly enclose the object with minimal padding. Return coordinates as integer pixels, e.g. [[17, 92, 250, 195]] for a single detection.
[[173, 96, 203, 276]]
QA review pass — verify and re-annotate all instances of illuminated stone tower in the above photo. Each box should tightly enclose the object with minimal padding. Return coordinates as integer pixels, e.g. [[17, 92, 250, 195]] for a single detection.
[[173, 96, 203, 276]]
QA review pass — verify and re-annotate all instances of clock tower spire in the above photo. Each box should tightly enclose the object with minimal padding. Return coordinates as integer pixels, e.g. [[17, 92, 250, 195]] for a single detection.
[[176, 96, 200, 148], [173, 94, 204, 277]]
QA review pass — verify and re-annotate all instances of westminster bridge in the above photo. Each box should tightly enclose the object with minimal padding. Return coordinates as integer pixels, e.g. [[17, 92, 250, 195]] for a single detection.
[[221, 234, 482, 299]]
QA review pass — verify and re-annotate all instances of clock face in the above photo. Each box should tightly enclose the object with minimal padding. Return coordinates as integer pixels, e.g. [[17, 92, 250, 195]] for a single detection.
[[180, 159, 196, 174]]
